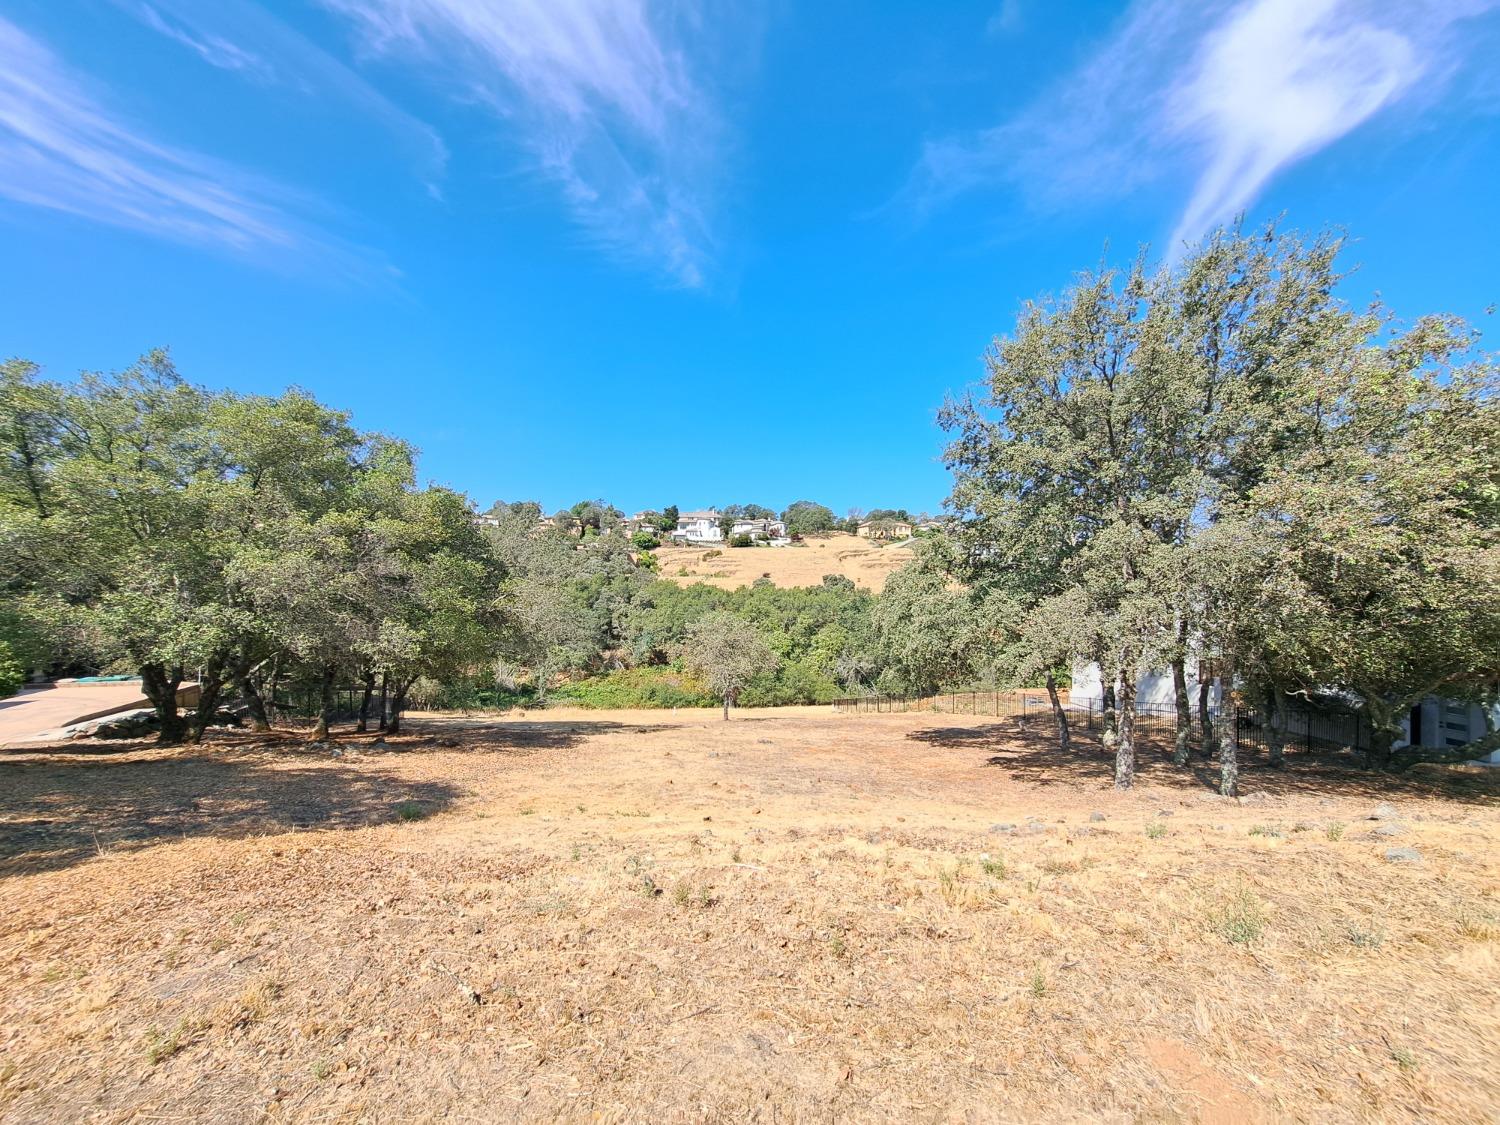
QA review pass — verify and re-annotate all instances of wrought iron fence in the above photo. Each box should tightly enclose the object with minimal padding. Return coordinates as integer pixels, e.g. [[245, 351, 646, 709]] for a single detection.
[[834, 693, 1371, 756]]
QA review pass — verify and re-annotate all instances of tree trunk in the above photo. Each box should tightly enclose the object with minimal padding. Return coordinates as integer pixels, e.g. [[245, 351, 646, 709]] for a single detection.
[[386, 677, 414, 736], [1220, 696, 1239, 797], [722, 691, 731, 721], [141, 662, 187, 745], [356, 669, 375, 733], [1114, 663, 1136, 789], [1171, 654, 1191, 766], [1266, 688, 1288, 768], [1101, 680, 1118, 749], [377, 670, 390, 733], [311, 664, 336, 741], [187, 660, 227, 744], [232, 654, 271, 733], [1045, 671, 1070, 752], [1363, 695, 1401, 770]]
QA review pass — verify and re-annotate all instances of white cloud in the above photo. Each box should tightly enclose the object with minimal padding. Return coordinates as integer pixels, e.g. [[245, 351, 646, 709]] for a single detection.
[[122, 0, 449, 195], [322, 0, 730, 287], [904, 0, 1499, 249], [137, 3, 276, 80], [0, 15, 371, 271]]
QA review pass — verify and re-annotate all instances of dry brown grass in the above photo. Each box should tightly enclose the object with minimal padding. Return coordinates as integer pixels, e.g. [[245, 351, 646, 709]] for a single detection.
[[658, 532, 914, 591], [1, 708, 1497, 1122]]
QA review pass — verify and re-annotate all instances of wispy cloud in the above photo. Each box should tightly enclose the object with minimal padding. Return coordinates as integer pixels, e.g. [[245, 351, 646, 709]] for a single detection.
[[121, 0, 449, 195], [323, 0, 732, 287], [136, 3, 276, 81], [0, 15, 374, 273], [903, 0, 1500, 249]]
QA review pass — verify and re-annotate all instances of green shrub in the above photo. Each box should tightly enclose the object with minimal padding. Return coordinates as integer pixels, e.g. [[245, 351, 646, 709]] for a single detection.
[[551, 666, 716, 709], [0, 642, 23, 699], [729, 533, 754, 548], [631, 531, 661, 550]]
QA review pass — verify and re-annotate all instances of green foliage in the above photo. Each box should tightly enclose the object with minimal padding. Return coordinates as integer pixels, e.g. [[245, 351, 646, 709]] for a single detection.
[[631, 530, 661, 550], [680, 611, 779, 712], [728, 533, 754, 548], [780, 500, 836, 537], [0, 640, 23, 698], [550, 666, 714, 709]]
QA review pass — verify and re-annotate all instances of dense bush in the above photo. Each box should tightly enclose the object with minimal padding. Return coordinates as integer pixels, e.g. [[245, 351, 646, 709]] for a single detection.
[[729, 533, 754, 547], [551, 666, 715, 709], [0, 641, 23, 699], [631, 531, 661, 550]]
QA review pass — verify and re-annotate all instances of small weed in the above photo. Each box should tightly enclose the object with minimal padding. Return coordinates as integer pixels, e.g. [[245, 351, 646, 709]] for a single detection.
[[730, 847, 742, 864], [1040, 858, 1078, 876], [311, 1059, 333, 1081], [395, 801, 427, 822], [144, 1020, 190, 1065], [519, 807, 536, 816], [1029, 969, 1047, 998], [1457, 908, 1500, 941], [829, 934, 848, 958], [576, 804, 586, 813], [980, 856, 1006, 879], [1247, 824, 1280, 838], [673, 882, 691, 907], [570, 844, 581, 861], [937, 866, 958, 903], [638, 875, 660, 898], [1347, 923, 1385, 949], [1145, 822, 1166, 840], [1326, 822, 1346, 842], [41, 965, 66, 983], [1209, 881, 1266, 945], [696, 885, 715, 908], [237, 975, 282, 1023], [1389, 1046, 1418, 1071], [229, 911, 249, 928]]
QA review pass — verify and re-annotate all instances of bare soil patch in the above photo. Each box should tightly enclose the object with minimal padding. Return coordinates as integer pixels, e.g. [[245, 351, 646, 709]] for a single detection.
[[2, 709, 1497, 1122]]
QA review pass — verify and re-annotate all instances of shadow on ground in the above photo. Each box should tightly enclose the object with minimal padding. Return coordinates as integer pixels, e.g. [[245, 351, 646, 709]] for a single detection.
[[910, 720, 1500, 804], [0, 747, 466, 880]]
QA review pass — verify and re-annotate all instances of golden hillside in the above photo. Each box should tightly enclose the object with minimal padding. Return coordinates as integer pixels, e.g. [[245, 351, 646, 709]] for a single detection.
[[657, 532, 914, 591]]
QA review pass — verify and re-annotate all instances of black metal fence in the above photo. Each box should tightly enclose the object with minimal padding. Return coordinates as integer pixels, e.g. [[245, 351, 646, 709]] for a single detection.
[[834, 693, 1372, 756], [833, 691, 1055, 718], [269, 685, 407, 724]]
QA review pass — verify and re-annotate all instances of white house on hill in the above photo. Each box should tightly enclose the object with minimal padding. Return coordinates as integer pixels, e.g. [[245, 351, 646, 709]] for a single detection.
[[671, 510, 723, 543]]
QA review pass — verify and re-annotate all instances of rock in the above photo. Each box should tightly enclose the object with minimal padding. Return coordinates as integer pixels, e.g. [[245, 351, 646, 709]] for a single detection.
[[1156, 810, 1173, 818], [1385, 847, 1422, 864], [1238, 792, 1269, 806], [1089, 811, 1107, 823], [1021, 823, 1051, 836], [1370, 803, 1398, 821], [989, 823, 1016, 835], [1372, 823, 1405, 837]]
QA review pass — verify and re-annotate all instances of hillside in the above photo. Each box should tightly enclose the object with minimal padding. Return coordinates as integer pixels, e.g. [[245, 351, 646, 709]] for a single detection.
[[657, 532, 915, 591]]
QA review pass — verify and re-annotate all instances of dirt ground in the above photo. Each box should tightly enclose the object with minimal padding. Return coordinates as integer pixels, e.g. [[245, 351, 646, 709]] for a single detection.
[[658, 533, 914, 591], [2, 708, 1498, 1123]]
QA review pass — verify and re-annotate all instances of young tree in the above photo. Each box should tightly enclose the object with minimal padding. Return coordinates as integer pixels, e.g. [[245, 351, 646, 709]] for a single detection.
[[680, 611, 778, 720]]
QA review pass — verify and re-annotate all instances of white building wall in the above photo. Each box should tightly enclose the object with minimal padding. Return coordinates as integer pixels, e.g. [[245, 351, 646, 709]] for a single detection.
[[1069, 660, 1222, 713]]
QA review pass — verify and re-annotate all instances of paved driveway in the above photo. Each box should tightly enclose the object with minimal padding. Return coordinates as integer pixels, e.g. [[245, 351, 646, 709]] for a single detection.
[[0, 681, 151, 745]]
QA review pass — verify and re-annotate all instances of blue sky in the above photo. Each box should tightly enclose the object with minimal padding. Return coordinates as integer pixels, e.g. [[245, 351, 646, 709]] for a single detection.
[[2, 0, 1497, 518]]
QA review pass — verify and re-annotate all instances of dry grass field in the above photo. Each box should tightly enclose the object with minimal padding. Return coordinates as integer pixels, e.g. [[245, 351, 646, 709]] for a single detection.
[[2, 708, 1498, 1123], [658, 532, 914, 591]]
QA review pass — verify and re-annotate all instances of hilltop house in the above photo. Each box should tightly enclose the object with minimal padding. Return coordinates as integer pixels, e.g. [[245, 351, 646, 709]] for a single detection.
[[731, 517, 787, 542], [857, 520, 913, 541], [670, 510, 723, 544]]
